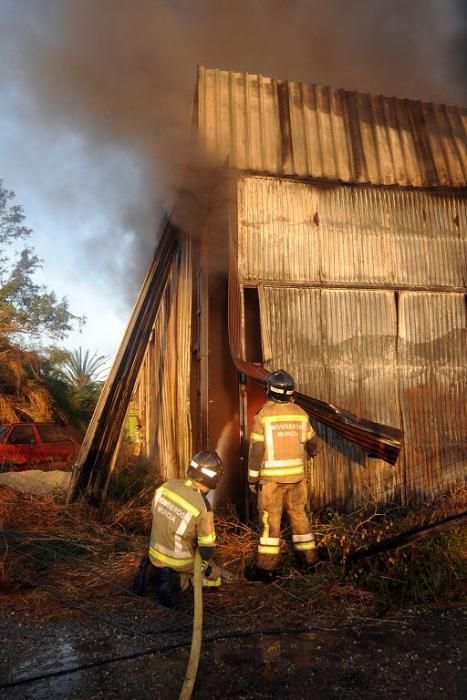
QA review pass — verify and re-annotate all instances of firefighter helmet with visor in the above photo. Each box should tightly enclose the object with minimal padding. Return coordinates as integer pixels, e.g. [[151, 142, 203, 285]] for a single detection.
[[187, 451, 223, 490], [267, 370, 295, 403]]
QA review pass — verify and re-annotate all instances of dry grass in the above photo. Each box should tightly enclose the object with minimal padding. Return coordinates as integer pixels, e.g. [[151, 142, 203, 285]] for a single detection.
[[106, 487, 153, 534], [0, 488, 65, 530], [0, 341, 53, 423], [23, 381, 52, 421], [215, 505, 257, 570], [0, 484, 465, 627], [0, 395, 17, 422], [0, 342, 54, 422], [0, 383, 53, 423], [0, 486, 147, 619], [209, 487, 467, 624]]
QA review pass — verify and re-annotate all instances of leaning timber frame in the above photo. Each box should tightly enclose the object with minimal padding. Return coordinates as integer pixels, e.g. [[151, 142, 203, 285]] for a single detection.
[[67, 216, 179, 503]]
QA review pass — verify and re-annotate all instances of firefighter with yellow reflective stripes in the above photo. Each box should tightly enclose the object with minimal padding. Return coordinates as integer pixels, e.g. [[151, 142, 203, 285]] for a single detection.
[[245, 370, 321, 583], [132, 451, 228, 607]]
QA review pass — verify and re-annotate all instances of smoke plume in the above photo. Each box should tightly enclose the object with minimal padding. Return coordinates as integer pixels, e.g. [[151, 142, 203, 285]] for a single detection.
[[0, 0, 465, 303]]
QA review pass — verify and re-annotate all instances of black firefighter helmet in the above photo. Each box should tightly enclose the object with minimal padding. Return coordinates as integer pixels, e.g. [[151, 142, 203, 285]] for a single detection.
[[267, 370, 295, 403], [187, 451, 223, 489]]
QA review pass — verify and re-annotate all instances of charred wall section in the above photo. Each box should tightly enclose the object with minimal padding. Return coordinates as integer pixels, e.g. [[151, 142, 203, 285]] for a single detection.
[[203, 179, 242, 508]]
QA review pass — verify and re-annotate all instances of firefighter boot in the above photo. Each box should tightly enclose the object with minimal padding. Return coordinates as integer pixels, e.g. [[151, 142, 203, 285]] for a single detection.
[[158, 567, 180, 608], [131, 555, 150, 596], [244, 563, 276, 583], [296, 548, 320, 572]]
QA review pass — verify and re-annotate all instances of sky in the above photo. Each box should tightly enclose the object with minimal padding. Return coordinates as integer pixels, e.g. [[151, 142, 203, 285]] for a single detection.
[[0, 0, 465, 359]]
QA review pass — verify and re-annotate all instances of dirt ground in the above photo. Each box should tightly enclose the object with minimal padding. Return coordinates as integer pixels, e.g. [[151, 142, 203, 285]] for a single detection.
[[0, 595, 465, 699], [0, 487, 465, 698]]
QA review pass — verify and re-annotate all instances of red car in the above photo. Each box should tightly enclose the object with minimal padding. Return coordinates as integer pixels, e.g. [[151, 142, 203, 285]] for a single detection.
[[0, 422, 78, 472]]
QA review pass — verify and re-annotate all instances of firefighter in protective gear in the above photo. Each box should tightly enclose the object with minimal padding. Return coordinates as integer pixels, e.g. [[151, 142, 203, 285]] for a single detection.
[[132, 451, 228, 607], [246, 370, 320, 582]]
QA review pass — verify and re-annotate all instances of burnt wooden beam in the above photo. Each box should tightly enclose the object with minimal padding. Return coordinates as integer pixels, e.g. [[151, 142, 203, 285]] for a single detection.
[[347, 510, 467, 563]]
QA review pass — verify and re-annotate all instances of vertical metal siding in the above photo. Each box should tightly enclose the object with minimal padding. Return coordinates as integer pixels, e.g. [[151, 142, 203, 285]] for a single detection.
[[238, 177, 321, 283], [399, 292, 467, 500]]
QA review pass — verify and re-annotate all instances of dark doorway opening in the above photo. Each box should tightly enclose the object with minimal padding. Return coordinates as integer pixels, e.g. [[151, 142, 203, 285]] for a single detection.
[[244, 286, 263, 363]]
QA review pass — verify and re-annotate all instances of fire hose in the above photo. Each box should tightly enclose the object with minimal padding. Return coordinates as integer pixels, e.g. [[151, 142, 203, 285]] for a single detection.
[[179, 549, 203, 700], [178, 554, 234, 699]]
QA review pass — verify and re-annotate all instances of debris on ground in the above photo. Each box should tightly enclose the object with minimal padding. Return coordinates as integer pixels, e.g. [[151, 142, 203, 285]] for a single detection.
[[0, 470, 72, 496]]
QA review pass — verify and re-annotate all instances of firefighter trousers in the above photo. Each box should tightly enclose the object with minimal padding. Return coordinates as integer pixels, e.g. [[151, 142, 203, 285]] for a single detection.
[[256, 480, 316, 571], [132, 555, 222, 596]]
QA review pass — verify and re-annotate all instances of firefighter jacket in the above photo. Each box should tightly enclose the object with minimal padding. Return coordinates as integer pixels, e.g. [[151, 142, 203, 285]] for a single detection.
[[248, 400, 315, 484], [149, 478, 216, 573]]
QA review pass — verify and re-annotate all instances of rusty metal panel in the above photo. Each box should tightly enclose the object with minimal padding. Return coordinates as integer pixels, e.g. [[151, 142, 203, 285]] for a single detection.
[[258, 286, 402, 509], [234, 174, 466, 506], [256, 284, 467, 507], [238, 177, 321, 283], [258, 286, 324, 396], [237, 176, 466, 290], [230, 221, 402, 466], [320, 186, 466, 289], [399, 292, 467, 501], [196, 66, 467, 187]]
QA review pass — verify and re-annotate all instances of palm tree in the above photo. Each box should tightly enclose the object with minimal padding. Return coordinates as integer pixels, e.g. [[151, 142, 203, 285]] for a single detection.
[[41, 347, 109, 433], [62, 348, 108, 391]]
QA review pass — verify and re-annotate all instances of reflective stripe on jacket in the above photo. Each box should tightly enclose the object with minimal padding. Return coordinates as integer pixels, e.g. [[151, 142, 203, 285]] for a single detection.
[[148, 479, 216, 572], [248, 400, 314, 484]]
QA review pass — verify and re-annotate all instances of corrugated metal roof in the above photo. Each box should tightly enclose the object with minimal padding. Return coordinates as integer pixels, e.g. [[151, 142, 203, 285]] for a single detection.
[[238, 176, 466, 289], [195, 66, 467, 188]]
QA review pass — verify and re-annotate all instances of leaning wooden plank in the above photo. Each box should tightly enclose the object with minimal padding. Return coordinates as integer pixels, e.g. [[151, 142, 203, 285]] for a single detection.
[[67, 216, 180, 503]]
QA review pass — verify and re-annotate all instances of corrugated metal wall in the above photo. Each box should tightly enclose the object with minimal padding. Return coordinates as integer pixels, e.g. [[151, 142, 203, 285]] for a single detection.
[[134, 234, 193, 480], [237, 176, 466, 508], [257, 286, 402, 507], [399, 292, 466, 499], [238, 177, 465, 289], [196, 66, 466, 188]]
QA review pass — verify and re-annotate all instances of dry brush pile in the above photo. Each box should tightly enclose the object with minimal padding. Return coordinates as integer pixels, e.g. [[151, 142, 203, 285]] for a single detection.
[[0, 483, 465, 627], [0, 343, 54, 424], [0, 487, 149, 619]]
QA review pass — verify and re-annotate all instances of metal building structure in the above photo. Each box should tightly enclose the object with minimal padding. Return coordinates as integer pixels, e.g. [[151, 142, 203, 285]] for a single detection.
[[69, 67, 466, 510]]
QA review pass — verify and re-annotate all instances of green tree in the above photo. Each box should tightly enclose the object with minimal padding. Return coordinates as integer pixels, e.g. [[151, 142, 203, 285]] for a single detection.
[[0, 180, 83, 341], [0, 182, 107, 433]]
